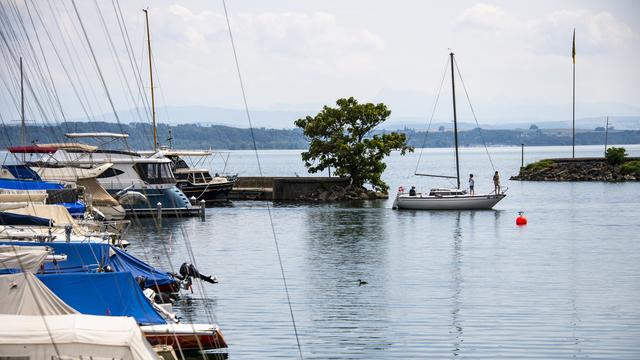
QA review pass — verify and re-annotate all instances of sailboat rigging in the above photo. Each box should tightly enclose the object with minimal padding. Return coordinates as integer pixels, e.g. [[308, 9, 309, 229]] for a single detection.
[[393, 52, 506, 210]]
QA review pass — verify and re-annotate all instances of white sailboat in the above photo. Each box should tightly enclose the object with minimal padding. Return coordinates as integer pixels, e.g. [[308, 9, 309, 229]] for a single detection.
[[393, 52, 506, 210]]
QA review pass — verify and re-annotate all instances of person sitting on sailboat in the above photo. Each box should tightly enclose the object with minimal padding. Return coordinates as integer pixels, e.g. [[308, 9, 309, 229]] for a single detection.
[[493, 171, 501, 194], [469, 174, 475, 196], [409, 186, 416, 196]]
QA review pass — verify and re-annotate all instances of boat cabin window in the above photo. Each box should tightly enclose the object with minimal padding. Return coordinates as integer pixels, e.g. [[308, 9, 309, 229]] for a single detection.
[[187, 171, 210, 184], [133, 163, 175, 184], [96, 168, 125, 179], [202, 172, 213, 182], [174, 172, 188, 181], [429, 188, 467, 196], [169, 156, 190, 170]]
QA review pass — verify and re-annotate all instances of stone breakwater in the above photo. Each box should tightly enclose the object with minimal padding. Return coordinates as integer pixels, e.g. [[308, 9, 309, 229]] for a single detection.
[[299, 184, 388, 201], [511, 157, 640, 182]]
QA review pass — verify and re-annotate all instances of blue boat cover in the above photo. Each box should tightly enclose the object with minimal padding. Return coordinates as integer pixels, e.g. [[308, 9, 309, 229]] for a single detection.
[[1, 165, 41, 181], [0, 178, 63, 190], [0, 212, 52, 226], [59, 201, 86, 217], [0, 242, 177, 289], [38, 272, 166, 325]]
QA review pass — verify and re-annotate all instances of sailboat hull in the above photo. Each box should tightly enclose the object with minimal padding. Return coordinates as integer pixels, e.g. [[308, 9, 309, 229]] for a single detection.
[[394, 193, 506, 210]]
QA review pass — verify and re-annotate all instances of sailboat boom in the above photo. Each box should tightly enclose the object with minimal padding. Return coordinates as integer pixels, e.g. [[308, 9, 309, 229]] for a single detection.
[[414, 173, 458, 179]]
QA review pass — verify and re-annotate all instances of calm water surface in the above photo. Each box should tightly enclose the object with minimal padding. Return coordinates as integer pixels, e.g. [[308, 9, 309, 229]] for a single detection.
[[127, 145, 640, 359]]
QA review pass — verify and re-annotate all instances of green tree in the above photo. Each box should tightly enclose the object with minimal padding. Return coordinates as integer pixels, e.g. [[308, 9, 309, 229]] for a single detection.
[[605, 146, 627, 165], [294, 97, 413, 192]]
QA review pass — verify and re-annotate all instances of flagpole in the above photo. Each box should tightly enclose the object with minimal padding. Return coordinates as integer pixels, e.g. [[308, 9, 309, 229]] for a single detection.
[[572, 29, 576, 158]]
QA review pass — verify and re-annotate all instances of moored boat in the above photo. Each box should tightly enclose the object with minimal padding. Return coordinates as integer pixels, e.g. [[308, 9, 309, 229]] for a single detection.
[[394, 52, 506, 211]]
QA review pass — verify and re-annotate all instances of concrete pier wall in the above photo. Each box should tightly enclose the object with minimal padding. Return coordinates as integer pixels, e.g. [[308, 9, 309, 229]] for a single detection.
[[230, 176, 351, 200]]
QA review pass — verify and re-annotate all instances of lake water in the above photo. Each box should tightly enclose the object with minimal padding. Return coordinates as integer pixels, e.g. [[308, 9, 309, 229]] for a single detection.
[[126, 145, 640, 359]]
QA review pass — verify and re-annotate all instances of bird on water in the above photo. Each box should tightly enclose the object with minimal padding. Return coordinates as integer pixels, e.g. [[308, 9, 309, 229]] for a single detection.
[[358, 279, 368, 286]]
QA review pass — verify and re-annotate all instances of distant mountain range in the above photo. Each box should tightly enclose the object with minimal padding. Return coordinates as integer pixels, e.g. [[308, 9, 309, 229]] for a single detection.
[[66, 105, 640, 131]]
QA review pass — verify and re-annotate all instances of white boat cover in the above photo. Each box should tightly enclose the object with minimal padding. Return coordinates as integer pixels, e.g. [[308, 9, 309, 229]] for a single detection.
[[0, 314, 158, 360], [0, 245, 50, 273], [0, 273, 77, 316], [34, 163, 113, 181], [66, 132, 129, 138]]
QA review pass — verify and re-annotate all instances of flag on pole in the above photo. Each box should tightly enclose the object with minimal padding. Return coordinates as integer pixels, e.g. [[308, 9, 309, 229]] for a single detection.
[[572, 28, 576, 64]]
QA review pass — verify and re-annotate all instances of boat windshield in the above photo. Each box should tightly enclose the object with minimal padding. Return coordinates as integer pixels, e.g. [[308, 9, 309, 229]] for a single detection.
[[134, 163, 175, 184]]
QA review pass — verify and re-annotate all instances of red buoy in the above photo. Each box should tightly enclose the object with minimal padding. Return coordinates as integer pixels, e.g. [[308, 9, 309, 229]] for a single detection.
[[516, 211, 527, 226]]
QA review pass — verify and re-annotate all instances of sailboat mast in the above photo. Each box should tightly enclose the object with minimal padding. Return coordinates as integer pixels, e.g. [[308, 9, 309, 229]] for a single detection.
[[143, 9, 157, 152], [20, 57, 25, 147], [572, 29, 576, 158], [450, 52, 461, 189], [20, 57, 26, 163], [604, 115, 609, 156]]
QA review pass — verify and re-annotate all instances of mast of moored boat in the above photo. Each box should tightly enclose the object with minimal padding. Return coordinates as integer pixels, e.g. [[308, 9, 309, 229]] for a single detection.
[[450, 52, 461, 189], [143, 9, 158, 152], [20, 57, 26, 162]]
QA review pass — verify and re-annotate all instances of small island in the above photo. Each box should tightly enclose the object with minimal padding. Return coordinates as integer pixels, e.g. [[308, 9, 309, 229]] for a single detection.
[[511, 147, 640, 182]]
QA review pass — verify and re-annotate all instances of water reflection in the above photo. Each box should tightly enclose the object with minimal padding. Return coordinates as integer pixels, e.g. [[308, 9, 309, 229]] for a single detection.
[[302, 204, 392, 352], [450, 212, 464, 357]]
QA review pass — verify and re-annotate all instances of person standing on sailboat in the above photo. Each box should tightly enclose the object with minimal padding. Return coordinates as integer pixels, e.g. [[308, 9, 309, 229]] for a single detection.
[[469, 174, 475, 196], [493, 171, 501, 194]]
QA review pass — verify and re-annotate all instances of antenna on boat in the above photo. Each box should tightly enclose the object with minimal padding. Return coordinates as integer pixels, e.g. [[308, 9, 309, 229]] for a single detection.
[[143, 8, 158, 152], [450, 52, 461, 189]]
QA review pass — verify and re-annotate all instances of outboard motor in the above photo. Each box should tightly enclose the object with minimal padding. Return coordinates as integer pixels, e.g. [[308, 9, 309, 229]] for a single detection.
[[177, 262, 218, 292]]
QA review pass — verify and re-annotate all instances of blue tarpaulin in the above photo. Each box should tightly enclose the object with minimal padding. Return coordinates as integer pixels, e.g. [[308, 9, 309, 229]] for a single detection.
[[0, 212, 52, 226], [0, 241, 177, 289], [1, 165, 41, 181], [38, 272, 166, 325], [59, 201, 86, 217], [0, 178, 63, 190]]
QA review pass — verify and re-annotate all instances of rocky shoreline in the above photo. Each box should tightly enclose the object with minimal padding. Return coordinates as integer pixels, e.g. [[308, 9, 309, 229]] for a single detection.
[[511, 157, 640, 182], [298, 184, 388, 201]]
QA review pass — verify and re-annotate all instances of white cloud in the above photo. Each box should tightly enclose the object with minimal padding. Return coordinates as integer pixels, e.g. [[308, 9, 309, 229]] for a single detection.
[[457, 3, 517, 31], [159, 6, 384, 59], [531, 10, 633, 56], [457, 3, 634, 57]]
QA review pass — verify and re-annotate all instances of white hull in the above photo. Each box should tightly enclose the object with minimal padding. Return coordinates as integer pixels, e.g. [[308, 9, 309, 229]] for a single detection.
[[394, 193, 505, 210]]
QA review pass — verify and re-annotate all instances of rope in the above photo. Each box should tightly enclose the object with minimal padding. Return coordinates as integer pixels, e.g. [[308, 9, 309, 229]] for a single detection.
[[452, 57, 496, 172], [414, 56, 450, 174], [221, 1, 304, 358]]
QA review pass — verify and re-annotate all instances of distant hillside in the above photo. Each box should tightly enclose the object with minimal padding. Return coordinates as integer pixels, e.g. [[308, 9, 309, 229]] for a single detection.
[[67, 105, 640, 131], [1, 122, 638, 150]]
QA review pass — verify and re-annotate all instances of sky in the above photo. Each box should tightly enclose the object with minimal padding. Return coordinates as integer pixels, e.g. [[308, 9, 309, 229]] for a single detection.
[[0, 0, 638, 126]]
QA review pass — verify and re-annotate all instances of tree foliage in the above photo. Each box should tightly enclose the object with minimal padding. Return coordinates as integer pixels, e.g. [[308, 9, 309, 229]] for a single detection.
[[605, 147, 627, 165], [294, 97, 413, 192]]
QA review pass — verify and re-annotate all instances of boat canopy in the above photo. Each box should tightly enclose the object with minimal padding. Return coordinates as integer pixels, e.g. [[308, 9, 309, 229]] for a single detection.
[[1, 241, 177, 289], [0, 178, 63, 191], [39, 272, 167, 325], [143, 149, 214, 157], [0, 314, 158, 360], [0, 245, 50, 273], [0, 272, 77, 315], [77, 177, 120, 206], [65, 132, 129, 138], [37, 142, 98, 152], [7, 145, 58, 153]]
